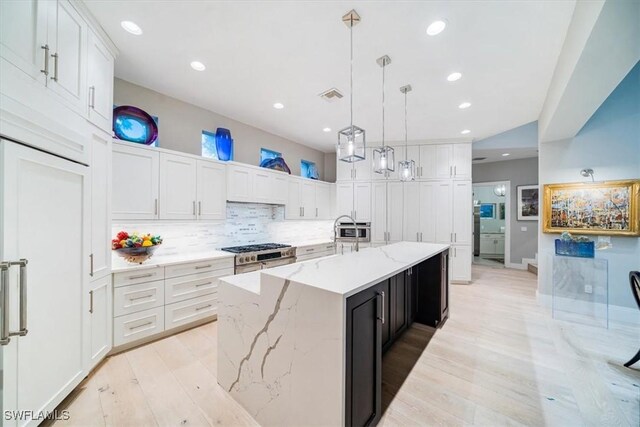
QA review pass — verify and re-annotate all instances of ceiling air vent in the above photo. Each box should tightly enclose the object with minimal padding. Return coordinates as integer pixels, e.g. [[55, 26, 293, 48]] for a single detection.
[[472, 157, 487, 161], [319, 88, 343, 103]]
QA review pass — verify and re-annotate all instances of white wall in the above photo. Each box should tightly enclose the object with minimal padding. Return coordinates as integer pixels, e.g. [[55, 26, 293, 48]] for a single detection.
[[538, 61, 640, 312], [114, 78, 327, 179]]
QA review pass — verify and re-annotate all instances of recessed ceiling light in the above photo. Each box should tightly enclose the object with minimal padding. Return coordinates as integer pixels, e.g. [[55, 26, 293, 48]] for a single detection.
[[502, 153, 510, 157], [121, 21, 142, 35], [190, 61, 206, 71], [447, 72, 462, 82], [273, 102, 284, 109], [458, 102, 471, 109], [426, 20, 446, 36], [323, 127, 331, 132], [461, 129, 471, 135]]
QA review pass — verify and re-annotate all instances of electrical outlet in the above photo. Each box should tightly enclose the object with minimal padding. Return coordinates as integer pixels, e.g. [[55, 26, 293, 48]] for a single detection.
[[521, 226, 527, 232], [584, 285, 593, 294]]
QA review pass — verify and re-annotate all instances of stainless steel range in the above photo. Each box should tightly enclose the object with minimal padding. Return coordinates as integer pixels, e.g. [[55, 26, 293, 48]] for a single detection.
[[220, 243, 297, 274]]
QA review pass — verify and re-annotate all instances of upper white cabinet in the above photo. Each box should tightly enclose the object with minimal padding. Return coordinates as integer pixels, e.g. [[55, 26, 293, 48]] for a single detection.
[[159, 153, 198, 220], [253, 168, 274, 204], [112, 143, 160, 220], [315, 182, 332, 219], [335, 182, 370, 221], [336, 182, 354, 218], [46, 0, 86, 112], [87, 28, 114, 133], [227, 163, 291, 206], [272, 174, 289, 205], [0, 0, 48, 83], [403, 182, 420, 242], [286, 178, 332, 220], [435, 145, 453, 179], [301, 180, 316, 218], [227, 163, 253, 202], [372, 181, 403, 244], [451, 144, 472, 180], [336, 158, 353, 181], [197, 160, 226, 220], [286, 179, 302, 219]]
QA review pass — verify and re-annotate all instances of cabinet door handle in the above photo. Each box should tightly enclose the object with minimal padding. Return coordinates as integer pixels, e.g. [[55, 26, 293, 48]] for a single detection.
[[195, 304, 213, 311], [316, 207, 318, 217], [416, 232, 419, 242], [454, 165, 457, 176], [50, 53, 59, 81], [195, 282, 213, 287], [198, 201, 202, 216], [129, 293, 154, 302], [454, 233, 457, 242], [193, 201, 196, 215], [449, 165, 453, 177], [40, 45, 50, 76], [130, 321, 153, 331], [89, 290, 94, 314], [89, 86, 96, 109], [380, 291, 385, 324], [0, 263, 10, 345], [194, 264, 212, 270], [154, 199, 158, 216], [90, 253, 94, 277], [128, 273, 153, 280]]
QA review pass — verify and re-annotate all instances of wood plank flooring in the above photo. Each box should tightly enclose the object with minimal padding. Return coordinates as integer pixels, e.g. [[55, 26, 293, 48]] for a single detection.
[[52, 265, 639, 426]]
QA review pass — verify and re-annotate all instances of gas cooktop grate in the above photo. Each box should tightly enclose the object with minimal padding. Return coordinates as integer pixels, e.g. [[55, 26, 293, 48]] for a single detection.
[[220, 243, 291, 254]]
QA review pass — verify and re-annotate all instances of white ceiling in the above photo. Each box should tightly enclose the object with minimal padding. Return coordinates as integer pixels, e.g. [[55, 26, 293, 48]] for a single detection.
[[86, 1, 576, 154]]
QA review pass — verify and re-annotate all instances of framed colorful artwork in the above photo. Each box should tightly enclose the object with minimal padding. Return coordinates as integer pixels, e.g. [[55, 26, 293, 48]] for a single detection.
[[517, 185, 539, 221], [543, 180, 640, 236]]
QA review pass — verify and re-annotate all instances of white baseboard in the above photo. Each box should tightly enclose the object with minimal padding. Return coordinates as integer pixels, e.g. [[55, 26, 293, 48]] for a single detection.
[[536, 292, 639, 325], [506, 262, 527, 270]]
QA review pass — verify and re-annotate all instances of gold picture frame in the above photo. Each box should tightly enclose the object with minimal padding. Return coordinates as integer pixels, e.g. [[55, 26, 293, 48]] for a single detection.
[[543, 179, 640, 236]]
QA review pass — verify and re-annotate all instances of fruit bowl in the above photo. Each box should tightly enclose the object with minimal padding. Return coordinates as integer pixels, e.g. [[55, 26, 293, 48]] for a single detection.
[[114, 245, 160, 264]]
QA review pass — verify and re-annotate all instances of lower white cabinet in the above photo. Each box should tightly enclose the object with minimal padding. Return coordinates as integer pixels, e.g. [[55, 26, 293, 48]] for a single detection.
[[113, 306, 165, 347], [295, 242, 335, 262], [165, 294, 218, 330], [480, 233, 505, 255], [450, 245, 472, 282], [86, 275, 112, 370], [111, 257, 233, 349]]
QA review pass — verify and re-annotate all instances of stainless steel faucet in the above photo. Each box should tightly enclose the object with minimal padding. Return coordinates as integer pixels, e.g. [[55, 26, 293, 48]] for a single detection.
[[333, 215, 359, 254]]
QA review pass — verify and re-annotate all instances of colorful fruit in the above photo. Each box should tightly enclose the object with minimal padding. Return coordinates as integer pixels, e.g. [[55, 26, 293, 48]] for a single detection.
[[142, 240, 152, 247], [116, 231, 129, 241]]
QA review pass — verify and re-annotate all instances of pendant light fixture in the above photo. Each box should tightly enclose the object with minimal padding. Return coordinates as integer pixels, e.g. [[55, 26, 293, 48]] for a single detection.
[[337, 10, 366, 163], [373, 55, 395, 175], [398, 84, 415, 181]]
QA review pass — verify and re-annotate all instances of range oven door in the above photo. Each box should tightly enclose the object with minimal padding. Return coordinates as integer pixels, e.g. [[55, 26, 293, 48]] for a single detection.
[[235, 257, 296, 274]]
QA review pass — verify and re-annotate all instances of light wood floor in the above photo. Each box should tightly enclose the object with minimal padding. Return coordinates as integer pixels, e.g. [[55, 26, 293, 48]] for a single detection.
[[53, 266, 639, 427]]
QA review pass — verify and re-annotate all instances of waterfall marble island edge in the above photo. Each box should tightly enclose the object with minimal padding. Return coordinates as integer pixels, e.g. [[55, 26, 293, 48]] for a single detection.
[[217, 242, 450, 426]]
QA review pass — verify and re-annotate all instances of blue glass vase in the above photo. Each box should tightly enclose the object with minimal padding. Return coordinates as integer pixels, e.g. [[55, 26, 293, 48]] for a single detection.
[[215, 128, 233, 161]]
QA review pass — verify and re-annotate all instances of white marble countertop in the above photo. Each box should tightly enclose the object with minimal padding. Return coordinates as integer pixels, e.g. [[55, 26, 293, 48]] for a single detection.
[[223, 242, 449, 298], [111, 249, 234, 273]]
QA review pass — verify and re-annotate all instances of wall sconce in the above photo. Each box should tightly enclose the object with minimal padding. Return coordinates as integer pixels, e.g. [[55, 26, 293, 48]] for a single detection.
[[493, 184, 506, 197], [580, 168, 595, 182]]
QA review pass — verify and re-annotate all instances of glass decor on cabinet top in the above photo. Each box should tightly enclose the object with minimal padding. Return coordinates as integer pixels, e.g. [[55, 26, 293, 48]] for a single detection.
[[113, 105, 158, 146], [301, 160, 319, 179], [202, 128, 234, 161]]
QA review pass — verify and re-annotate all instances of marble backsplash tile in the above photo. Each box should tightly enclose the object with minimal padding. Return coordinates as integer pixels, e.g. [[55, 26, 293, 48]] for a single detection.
[[112, 202, 333, 256]]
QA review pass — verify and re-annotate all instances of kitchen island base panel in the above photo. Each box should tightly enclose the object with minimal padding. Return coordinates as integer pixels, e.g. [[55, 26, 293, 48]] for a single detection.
[[218, 272, 345, 427]]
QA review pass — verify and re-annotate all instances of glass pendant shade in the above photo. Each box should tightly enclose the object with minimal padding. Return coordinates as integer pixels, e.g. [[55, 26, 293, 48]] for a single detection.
[[493, 184, 506, 197], [398, 159, 416, 181], [338, 125, 366, 163], [373, 145, 395, 174]]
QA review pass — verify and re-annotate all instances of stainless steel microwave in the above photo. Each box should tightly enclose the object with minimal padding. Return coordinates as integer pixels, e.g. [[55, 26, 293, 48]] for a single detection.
[[336, 222, 371, 242]]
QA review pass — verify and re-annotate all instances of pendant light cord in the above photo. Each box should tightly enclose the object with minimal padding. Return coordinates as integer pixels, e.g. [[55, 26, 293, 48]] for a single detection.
[[404, 90, 408, 160], [349, 18, 353, 129], [382, 60, 385, 148]]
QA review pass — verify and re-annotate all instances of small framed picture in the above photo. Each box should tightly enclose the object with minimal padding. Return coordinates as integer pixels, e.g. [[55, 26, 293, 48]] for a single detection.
[[480, 203, 495, 219], [518, 185, 539, 221]]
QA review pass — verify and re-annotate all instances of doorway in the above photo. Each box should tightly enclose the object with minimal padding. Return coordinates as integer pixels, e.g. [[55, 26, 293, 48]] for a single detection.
[[472, 181, 511, 268]]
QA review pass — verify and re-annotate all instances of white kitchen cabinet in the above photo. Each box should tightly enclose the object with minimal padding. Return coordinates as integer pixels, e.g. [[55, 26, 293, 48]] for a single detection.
[[336, 182, 354, 218], [450, 245, 472, 282], [253, 168, 273, 204], [301, 180, 316, 218], [315, 182, 332, 219], [353, 149, 371, 181], [452, 181, 472, 245], [0, 0, 48, 83], [434, 181, 453, 243], [226, 163, 253, 202], [435, 145, 453, 179], [46, 0, 87, 112], [113, 306, 165, 347], [387, 182, 403, 242], [336, 158, 353, 181], [417, 145, 436, 179], [165, 294, 217, 331], [89, 130, 111, 280], [196, 160, 226, 220], [86, 274, 111, 371], [419, 182, 438, 242], [1, 140, 88, 426], [372, 182, 387, 242], [159, 152, 197, 220], [354, 182, 371, 221], [286, 179, 302, 219], [372, 182, 403, 243], [272, 173, 289, 205], [452, 143, 472, 179], [87, 28, 114, 133], [112, 143, 160, 220], [403, 182, 420, 242], [480, 233, 505, 255]]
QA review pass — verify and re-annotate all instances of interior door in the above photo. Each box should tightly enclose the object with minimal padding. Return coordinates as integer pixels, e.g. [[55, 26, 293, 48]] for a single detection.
[[1, 140, 87, 426], [0, 0, 48, 82], [112, 144, 159, 220], [47, 0, 86, 111], [159, 153, 197, 220], [387, 182, 404, 242], [403, 182, 420, 242], [87, 28, 113, 132], [89, 131, 111, 280], [197, 160, 226, 220]]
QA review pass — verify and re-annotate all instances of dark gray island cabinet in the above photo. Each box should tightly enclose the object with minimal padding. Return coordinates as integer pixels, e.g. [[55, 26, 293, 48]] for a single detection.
[[346, 250, 449, 427]]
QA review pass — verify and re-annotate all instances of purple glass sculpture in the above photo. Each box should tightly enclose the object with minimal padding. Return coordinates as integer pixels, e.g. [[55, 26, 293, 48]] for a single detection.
[[113, 106, 158, 145], [215, 128, 233, 161]]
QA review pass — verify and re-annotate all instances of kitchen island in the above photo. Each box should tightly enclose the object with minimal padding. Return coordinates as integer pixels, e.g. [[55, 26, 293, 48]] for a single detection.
[[217, 242, 450, 426]]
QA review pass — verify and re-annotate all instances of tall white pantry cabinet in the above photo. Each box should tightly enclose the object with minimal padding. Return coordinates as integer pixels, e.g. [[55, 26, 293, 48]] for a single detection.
[[337, 141, 473, 282], [0, 1, 116, 425]]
